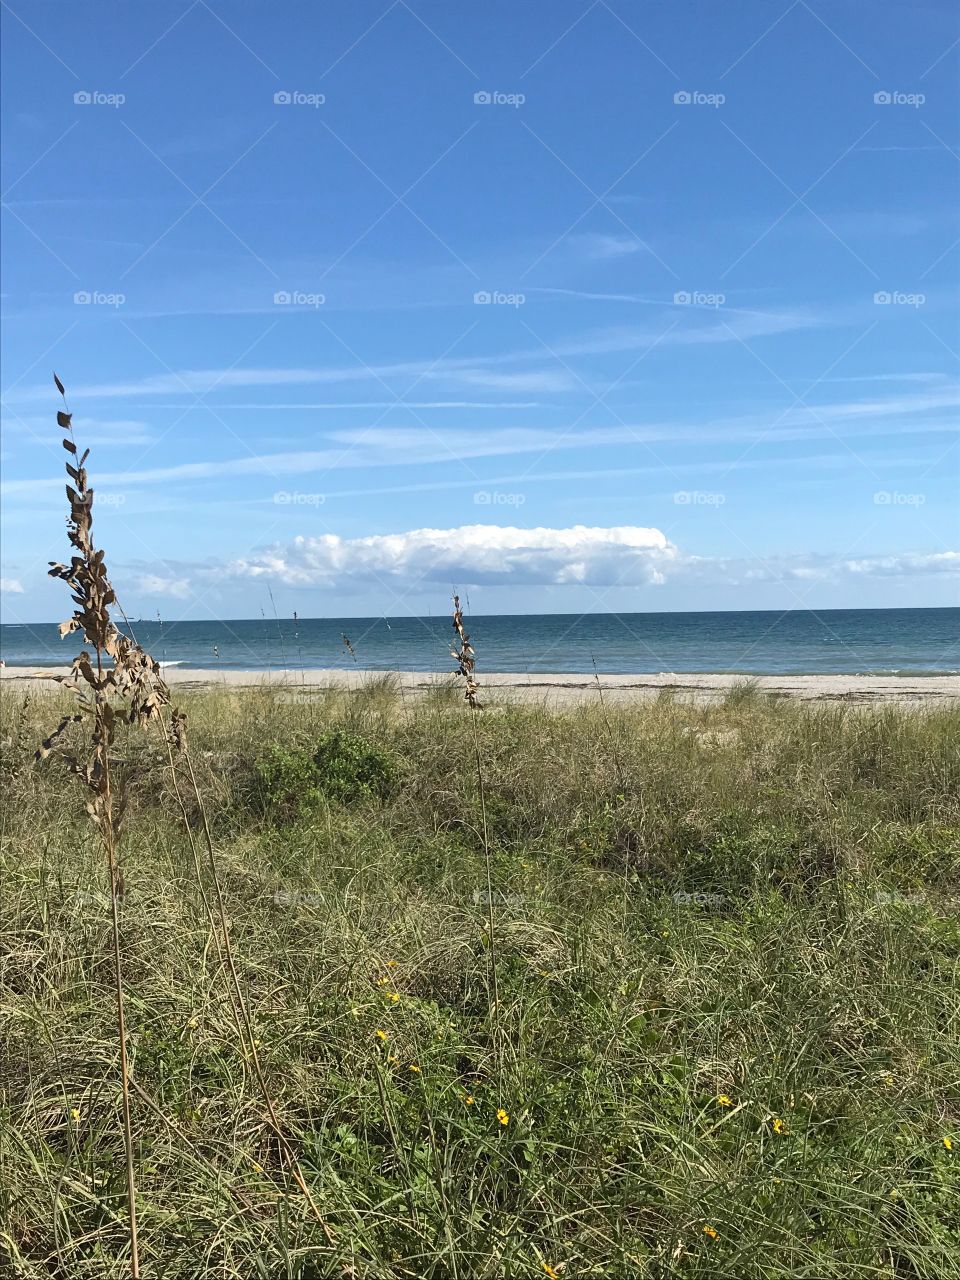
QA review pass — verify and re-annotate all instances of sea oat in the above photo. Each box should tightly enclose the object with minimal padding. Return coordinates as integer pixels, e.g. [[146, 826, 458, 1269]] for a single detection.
[[37, 374, 176, 1277], [452, 595, 482, 710]]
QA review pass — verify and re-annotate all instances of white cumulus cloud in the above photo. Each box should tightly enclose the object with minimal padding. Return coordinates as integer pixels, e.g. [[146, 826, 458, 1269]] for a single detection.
[[218, 527, 960, 596], [0, 577, 25, 594], [97, 527, 960, 608], [226, 524, 677, 589]]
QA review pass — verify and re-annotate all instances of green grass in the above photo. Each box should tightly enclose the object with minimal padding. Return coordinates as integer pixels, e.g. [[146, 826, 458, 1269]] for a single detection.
[[1, 684, 959, 1278]]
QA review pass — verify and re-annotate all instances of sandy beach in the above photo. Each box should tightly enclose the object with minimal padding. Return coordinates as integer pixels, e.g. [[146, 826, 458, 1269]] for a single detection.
[[3, 665, 958, 705]]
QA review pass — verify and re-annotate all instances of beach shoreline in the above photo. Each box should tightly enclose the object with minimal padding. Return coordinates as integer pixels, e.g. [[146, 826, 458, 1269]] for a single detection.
[[3, 665, 958, 704]]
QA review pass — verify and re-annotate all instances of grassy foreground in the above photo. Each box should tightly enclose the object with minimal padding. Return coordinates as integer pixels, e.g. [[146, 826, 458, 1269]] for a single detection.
[[1, 681, 959, 1279]]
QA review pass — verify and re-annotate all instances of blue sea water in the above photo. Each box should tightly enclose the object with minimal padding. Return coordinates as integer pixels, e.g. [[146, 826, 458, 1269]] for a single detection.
[[0, 608, 957, 676]]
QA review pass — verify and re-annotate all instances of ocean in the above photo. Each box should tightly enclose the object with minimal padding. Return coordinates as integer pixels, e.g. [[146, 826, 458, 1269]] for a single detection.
[[0, 608, 957, 676]]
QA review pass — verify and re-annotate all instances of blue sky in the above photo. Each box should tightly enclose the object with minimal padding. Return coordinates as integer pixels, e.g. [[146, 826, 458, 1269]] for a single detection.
[[1, 0, 958, 621]]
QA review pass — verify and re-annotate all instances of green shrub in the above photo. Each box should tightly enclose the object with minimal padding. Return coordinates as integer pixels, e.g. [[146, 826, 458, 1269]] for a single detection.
[[311, 728, 396, 804], [251, 730, 396, 823]]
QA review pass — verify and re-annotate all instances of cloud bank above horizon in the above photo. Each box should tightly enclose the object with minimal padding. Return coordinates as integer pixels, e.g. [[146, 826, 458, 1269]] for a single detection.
[[207, 524, 958, 597]]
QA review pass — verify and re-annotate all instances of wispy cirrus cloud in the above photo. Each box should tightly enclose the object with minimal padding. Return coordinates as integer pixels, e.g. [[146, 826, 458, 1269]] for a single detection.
[[575, 232, 650, 260], [1, 383, 955, 500], [2, 308, 828, 406], [1, 416, 155, 446], [451, 369, 576, 392]]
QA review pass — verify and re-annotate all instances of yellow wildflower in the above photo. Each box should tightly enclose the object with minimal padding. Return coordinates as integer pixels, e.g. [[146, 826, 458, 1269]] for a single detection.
[[385, 991, 400, 1003], [771, 1117, 787, 1135], [944, 1137, 953, 1151], [387, 1054, 398, 1064], [70, 1108, 81, 1123], [464, 1095, 475, 1106], [703, 1225, 718, 1240], [187, 1016, 199, 1029], [542, 1264, 559, 1279], [716, 1095, 732, 1107], [386, 959, 398, 968], [408, 1064, 421, 1074], [376, 976, 389, 986], [496, 1109, 509, 1126], [375, 1029, 388, 1041]]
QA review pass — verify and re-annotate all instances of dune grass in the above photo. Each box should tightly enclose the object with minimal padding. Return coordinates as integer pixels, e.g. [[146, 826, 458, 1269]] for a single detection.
[[1, 682, 958, 1278]]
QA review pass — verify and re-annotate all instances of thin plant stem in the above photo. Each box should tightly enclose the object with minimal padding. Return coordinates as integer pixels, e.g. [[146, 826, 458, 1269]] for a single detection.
[[101, 778, 140, 1278], [175, 740, 336, 1245]]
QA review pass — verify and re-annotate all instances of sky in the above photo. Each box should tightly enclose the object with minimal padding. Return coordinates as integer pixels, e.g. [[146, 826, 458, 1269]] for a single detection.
[[1, 0, 958, 622]]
